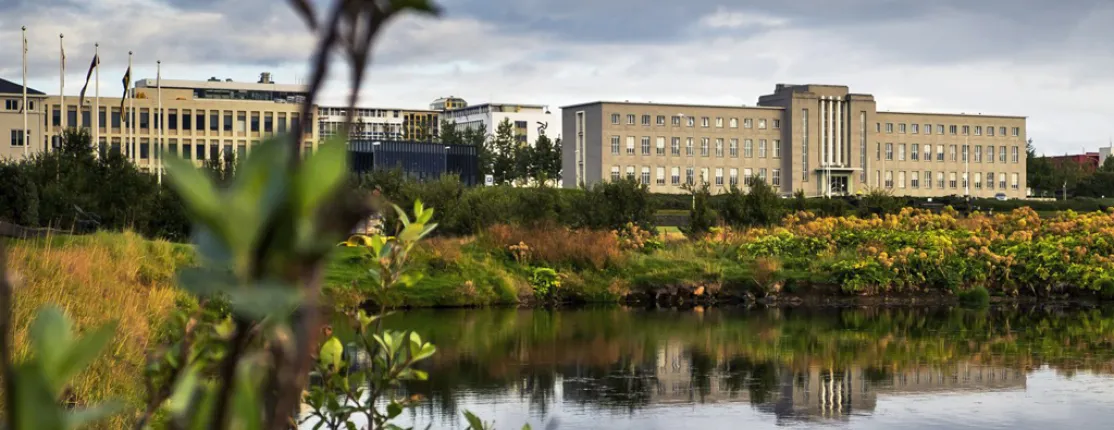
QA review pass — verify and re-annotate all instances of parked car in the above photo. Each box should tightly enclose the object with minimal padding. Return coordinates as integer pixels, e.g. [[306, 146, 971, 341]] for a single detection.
[[994, 193, 1008, 201]]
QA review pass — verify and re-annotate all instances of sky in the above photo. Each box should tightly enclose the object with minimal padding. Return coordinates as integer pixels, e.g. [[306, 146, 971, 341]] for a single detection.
[[3, 0, 1114, 155]]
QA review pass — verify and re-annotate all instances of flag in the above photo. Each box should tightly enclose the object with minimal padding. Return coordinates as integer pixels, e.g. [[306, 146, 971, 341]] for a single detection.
[[120, 66, 131, 123], [78, 54, 99, 105]]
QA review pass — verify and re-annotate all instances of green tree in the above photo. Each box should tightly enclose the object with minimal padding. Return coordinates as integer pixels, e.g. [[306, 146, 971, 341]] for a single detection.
[[439, 119, 463, 146], [530, 134, 561, 186], [491, 118, 518, 184], [1101, 155, 1114, 173], [686, 182, 715, 235]]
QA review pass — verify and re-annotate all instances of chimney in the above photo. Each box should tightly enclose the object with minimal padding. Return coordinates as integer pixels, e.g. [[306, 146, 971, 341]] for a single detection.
[[225, 78, 233, 82], [259, 72, 273, 84]]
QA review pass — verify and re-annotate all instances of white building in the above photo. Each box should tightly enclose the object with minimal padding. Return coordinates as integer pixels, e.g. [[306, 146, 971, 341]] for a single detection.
[[440, 103, 554, 145], [317, 106, 439, 142], [1101, 144, 1113, 167]]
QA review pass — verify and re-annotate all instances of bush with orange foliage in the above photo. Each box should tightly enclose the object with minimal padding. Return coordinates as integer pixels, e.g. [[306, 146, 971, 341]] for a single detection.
[[484, 223, 622, 270]]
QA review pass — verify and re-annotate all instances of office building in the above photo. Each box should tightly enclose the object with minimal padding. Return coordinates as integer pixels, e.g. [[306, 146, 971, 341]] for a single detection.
[[563, 84, 1028, 198], [0, 78, 47, 160], [318, 106, 439, 143], [429, 96, 468, 112], [440, 102, 554, 145], [348, 140, 479, 185], [36, 73, 318, 170]]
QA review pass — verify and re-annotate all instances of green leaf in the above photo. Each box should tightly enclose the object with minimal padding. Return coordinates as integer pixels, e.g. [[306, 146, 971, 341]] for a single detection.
[[521, 425, 533, 430], [178, 266, 238, 298], [56, 321, 117, 388], [392, 204, 411, 228], [398, 223, 425, 242], [165, 156, 222, 226], [29, 306, 72, 384], [296, 139, 349, 218], [13, 363, 65, 430], [417, 207, 434, 225], [413, 199, 424, 220], [463, 411, 486, 430], [167, 364, 201, 416], [227, 283, 303, 320], [232, 362, 263, 430], [65, 401, 123, 428], [412, 343, 436, 363], [387, 401, 404, 419]]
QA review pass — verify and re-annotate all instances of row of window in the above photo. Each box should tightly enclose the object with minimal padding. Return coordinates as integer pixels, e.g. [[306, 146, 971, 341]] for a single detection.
[[610, 135, 782, 159], [4, 99, 34, 111], [879, 122, 1020, 138], [610, 165, 782, 187], [48, 105, 308, 135], [611, 113, 781, 130], [878, 170, 1020, 190], [9, 129, 27, 146], [879, 143, 1021, 164]]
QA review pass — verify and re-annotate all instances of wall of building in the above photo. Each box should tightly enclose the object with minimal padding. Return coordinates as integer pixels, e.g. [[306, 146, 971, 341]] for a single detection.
[[0, 96, 46, 160], [443, 104, 554, 145], [561, 104, 603, 188]]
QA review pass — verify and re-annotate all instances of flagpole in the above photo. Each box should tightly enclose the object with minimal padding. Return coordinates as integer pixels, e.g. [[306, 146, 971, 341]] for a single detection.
[[60, 34, 65, 136], [22, 26, 28, 157], [128, 51, 133, 161], [94, 43, 99, 155], [157, 60, 162, 185]]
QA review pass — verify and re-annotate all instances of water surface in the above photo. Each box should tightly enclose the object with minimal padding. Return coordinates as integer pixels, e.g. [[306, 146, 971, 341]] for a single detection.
[[343, 306, 1114, 429]]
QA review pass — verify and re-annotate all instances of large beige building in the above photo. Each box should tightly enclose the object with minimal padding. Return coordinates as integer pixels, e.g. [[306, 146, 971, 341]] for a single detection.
[[563, 84, 1028, 198], [0, 78, 47, 161]]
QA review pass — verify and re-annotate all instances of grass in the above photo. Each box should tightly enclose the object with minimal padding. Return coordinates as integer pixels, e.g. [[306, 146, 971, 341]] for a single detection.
[[6, 231, 192, 428]]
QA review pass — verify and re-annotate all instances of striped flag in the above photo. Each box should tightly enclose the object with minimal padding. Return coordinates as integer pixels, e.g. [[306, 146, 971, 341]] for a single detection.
[[78, 54, 99, 105], [119, 66, 130, 123]]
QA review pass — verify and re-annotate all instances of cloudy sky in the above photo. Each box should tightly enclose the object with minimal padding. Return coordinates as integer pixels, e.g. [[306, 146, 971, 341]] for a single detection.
[[3, 0, 1113, 154]]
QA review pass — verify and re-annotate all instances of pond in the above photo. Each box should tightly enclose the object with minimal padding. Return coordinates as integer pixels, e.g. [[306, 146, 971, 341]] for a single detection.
[[328, 306, 1114, 429]]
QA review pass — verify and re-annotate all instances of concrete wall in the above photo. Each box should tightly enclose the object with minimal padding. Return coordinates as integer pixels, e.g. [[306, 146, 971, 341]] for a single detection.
[[0, 95, 46, 161]]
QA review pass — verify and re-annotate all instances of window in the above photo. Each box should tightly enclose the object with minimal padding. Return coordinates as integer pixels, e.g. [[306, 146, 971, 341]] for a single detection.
[[962, 125, 970, 135], [987, 146, 994, 163], [729, 138, 739, 158], [671, 167, 680, 185], [183, 110, 193, 130], [950, 145, 957, 161], [987, 126, 995, 137], [140, 138, 150, 159], [656, 115, 666, 126], [686, 167, 694, 185], [223, 112, 233, 131], [641, 136, 651, 155], [758, 119, 767, 129], [729, 118, 738, 128], [611, 113, 620, 124], [886, 123, 894, 133], [626, 166, 635, 180], [277, 114, 286, 133], [937, 125, 945, 134], [949, 172, 958, 188], [701, 138, 709, 157], [671, 137, 680, 155], [686, 138, 694, 156], [772, 169, 781, 186], [169, 110, 179, 130], [885, 143, 893, 160], [140, 110, 150, 129], [648, 136, 662, 155], [641, 166, 651, 184], [656, 167, 665, 185], [999, 126, 1006, 136], [912, 143, 920, 161], [975, 146, 983, 162], [641, 115, 650, 126], [197, 142, 206, 160], [715, 117, 724, 128], [744, 139, 754, 158], [626, 136, 635, 155], [975, 173, 983, 189], [898, 144, 906, 161], [687, 117, 695, 127], [264, 114, 273, 133], [876, 123, 881, 133], [937, 145, 945, 161], [9, 130, 25, 146], [774, 140, 782, 158], [1012, 146, 1019, 163], [701, 117, 710, 128], [924, 144, 933, 162], [911, 171, 920, 188], [729, 168, 738, 186], [183, 142, 192, 160], [937, 172, 945, 189], [1012, 127, 1020, 137], [1011, 173, 1019, 189], [925, 171, 933, 189], [974, 126, 982, 136], [758, 168, 767, 183], [897, 171, 905, 188], [773, 119, 781, 129], [999, 146, 1007, 163], [701, 168, 709, 184], [924, 124, 932, 135], [877, 143, 882, 160], [962, 172, 969, 189], [627, 114, 635, 125], [885, 171, 893, 188], [899, 123, 907, 134], [611, 166, 620, 181], [744, 118, 753, 129], [671, 116, 681, 126], [210, 112, 219, 131], [962, 145, 969, 162], [715, 168, 724, 186], [987, 172, 995, 189], [715, 138, 724, 157], [110, 108, 121, 128], [759, 139, 768, 158], [611, 136, 620, 154], [744, 168, 753, 186], [999, 173, 1007, 189], [912, 124, 919, 134]]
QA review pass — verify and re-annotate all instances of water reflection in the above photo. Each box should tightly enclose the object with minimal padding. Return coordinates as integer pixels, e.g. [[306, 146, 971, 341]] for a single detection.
[[339, 306, 1114, 429]]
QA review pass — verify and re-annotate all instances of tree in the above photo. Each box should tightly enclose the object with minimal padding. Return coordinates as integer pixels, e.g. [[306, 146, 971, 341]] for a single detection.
[[490, 118, 518, 184], [459, 125, 493, 178], [530, 134, 561, 186], [438, 119, 463, 146], [1101, 155, 1114, 173], [686, 182, 715, 235]]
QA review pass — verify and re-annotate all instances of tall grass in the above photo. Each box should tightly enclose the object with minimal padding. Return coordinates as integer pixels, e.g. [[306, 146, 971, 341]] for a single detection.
[[6, 231, 190, 428], [483, 223, 622, 270]]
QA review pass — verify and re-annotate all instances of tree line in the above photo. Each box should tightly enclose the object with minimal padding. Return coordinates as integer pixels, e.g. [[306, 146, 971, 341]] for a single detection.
[[1027, 139, 1114, 198], [436, 118, 561, 186]]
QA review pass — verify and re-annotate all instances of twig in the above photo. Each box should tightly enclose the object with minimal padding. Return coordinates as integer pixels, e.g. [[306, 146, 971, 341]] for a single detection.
[[134, 309, 202, 430], [0, 241, 16, 430], [213, 319, 249, 429]]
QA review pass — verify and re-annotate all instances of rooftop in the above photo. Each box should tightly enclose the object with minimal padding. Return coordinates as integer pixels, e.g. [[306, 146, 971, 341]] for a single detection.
[[877, 110, 1027, 120], [559, 100, 784, 111], [135, 78, 307, 94], [0, 78, 45, 96]]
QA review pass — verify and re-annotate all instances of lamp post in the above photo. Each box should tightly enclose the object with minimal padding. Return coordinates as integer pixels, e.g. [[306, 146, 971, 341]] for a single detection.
[[443, 145, 451, 177]]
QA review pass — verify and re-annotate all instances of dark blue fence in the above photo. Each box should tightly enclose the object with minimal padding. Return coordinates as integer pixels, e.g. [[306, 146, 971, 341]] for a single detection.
[[349, 140, 479, 186]]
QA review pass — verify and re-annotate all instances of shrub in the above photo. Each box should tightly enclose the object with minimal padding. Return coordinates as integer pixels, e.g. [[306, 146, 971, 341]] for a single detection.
[[484, 223, 621, 270], [958, 286, 991, 308], [687, 182, 715, 236]]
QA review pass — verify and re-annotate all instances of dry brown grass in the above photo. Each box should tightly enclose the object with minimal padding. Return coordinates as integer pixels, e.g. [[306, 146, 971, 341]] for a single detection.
[[484, 224, 622, 270], [5, 231, 189, 428]]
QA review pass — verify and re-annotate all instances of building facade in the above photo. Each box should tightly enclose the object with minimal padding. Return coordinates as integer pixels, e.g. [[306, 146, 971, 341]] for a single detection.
[[429, 96, 467, 112], [440, 103, 554, 145], [35, 75, 318, 170], [318, 106, 439, 143], [0, 78, 47, 160], [348, 140, 479, 186], [563, 84, 1028, 198]]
